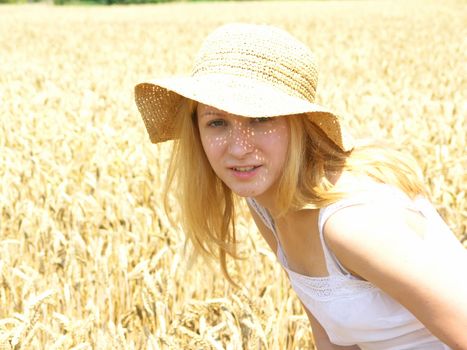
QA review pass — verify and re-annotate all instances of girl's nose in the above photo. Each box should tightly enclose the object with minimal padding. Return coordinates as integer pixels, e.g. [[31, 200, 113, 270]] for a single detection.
[[227, 122, 254, 157]]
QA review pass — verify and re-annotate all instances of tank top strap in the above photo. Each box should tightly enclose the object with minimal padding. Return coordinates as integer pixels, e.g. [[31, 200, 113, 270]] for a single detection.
[[318, 184, 418, 276], [245, 198, 279, 240], [318, 198, 362, 276]]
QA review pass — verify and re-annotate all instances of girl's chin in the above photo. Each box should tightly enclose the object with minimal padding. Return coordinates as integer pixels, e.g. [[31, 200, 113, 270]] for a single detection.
[[232, 190, 260, 198], [230, 186, 272, 199], [218, 176, 275, 199], [227, 185, 264, 198]]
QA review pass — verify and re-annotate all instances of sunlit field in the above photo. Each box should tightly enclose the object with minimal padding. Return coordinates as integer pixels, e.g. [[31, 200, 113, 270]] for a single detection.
[[0, 1, 465, 348]]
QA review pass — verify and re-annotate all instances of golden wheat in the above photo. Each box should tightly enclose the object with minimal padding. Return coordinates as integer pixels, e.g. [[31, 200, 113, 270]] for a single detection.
[[0, 1, 465, 349]]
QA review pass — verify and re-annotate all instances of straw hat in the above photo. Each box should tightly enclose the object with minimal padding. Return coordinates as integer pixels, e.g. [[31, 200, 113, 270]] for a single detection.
[[134, 23, 354, 152]]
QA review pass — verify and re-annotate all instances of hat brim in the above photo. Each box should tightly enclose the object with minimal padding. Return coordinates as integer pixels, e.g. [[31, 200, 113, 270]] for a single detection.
[[135, 74, 353, 151]]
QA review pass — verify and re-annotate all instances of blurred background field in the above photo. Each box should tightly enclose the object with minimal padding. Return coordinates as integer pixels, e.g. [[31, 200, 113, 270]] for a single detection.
[[0, 1, 466, 349]]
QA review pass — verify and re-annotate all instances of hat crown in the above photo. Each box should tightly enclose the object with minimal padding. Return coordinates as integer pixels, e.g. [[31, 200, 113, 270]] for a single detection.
[[192, 23, 319, 104]]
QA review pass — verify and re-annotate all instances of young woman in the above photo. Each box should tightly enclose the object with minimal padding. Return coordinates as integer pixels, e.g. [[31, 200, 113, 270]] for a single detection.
[[134, 23, 467, 349]]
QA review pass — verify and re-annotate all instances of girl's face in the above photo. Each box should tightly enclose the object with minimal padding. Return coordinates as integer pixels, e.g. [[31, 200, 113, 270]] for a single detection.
[[197, 103, 290, 204]]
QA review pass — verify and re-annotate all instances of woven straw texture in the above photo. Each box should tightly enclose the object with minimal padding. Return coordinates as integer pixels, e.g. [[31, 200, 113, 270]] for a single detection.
[[135, 23, 354, 151]]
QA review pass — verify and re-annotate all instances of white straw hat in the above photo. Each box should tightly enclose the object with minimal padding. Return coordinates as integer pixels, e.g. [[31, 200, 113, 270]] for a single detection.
[[135, 23, 354, 152]]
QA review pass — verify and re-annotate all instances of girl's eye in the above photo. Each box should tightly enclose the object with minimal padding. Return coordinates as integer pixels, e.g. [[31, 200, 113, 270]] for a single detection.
[[207, 119, 226, 128]]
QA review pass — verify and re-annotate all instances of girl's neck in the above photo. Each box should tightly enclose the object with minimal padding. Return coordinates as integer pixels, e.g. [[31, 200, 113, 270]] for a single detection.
[[252, 170, 350, 218], [253, 194, 295, 219]]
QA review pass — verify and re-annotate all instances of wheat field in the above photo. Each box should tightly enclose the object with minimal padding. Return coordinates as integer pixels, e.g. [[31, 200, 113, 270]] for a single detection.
[[0, 1, 466, 349]]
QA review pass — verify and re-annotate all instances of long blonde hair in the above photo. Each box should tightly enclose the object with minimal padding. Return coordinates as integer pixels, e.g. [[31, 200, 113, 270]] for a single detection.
[[275, 115, 427, 215], [164, 100, 427, 283], [164, 99, 240, 284]]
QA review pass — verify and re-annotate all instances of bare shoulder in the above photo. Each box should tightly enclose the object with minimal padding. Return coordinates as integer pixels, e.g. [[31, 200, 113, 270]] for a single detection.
[[323, 200, 467, 348], [323, 200, 465, 285], [324, 199, 414, 247]]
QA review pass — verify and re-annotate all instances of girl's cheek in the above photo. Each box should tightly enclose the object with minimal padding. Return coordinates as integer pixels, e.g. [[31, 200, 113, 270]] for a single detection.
[[202, 135, 228, 160], [258, 129, 287, 143], [206, 135, 227, 148]]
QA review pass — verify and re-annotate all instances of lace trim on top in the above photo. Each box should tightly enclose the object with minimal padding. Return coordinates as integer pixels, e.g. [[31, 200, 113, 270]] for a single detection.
[[246, 197, 377, 301], [246, 184, 420, 300], [287, 270, 377, 301]]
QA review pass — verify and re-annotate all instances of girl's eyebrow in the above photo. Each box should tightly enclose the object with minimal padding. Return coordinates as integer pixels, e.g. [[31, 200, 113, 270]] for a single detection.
[[200, 110, 224, 117]]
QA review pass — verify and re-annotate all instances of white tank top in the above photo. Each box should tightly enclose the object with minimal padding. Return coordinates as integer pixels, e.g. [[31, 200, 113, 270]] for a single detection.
[[247, 183, 458, 349]]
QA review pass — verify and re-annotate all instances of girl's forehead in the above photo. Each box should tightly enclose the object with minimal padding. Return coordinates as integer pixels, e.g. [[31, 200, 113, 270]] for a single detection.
[[196, 103, 289, 123], [197, 103, 225, 115], [197, 104, 248, 120]]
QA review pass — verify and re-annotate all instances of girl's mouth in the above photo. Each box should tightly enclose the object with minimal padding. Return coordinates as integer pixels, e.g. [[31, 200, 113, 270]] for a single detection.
[[232, 166, 259, 172], [230, 165, 261, 179]]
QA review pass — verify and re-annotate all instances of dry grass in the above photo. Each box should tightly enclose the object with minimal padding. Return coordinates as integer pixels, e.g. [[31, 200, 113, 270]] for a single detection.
[[0, 1, 466, 349]]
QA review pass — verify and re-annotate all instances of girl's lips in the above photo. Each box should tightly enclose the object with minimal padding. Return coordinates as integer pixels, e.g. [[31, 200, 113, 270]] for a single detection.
[[229, 165, 262, 179]]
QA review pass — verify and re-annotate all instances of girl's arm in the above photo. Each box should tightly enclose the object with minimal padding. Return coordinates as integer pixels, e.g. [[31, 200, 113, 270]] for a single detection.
[[324, 203, 467, 350], [247, 203, 359, 350]]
